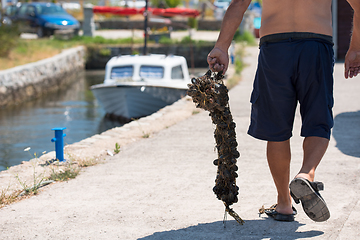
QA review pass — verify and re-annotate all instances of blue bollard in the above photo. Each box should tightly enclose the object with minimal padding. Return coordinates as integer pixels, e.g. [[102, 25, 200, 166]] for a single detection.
[[51, 127, 66, 162]]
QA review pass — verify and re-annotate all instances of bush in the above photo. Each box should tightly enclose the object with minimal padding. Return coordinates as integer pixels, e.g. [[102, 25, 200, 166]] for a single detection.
[[158, 36, 173, 44], [188, 17, 198, 29], [165, 0, 181, 7], [233, 30, 256, 45], [151, 0, 181, 8], [180, 36, 195, 44], [0, 25, 20, 57]]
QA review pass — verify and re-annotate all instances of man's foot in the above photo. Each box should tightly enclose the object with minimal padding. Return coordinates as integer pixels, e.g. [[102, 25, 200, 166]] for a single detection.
[[260, 204, 297, 222], [290, 177, 330, 222]]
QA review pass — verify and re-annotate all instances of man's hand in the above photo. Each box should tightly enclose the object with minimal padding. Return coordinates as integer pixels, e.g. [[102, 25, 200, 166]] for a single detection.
[[345, 49, 360, 79], [207, 47, 229, 74]]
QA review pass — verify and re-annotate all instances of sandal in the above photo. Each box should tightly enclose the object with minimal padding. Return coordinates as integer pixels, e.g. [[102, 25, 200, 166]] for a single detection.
[[289, 177, 330, 222], [259, 204, 297, 222]]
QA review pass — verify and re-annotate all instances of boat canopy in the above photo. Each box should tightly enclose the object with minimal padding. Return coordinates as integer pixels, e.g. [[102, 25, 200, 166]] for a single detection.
[[104, 54, 190, 84]]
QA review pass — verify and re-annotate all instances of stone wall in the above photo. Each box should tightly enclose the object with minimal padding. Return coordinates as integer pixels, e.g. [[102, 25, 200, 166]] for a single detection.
[[0, 46, 86, 108]]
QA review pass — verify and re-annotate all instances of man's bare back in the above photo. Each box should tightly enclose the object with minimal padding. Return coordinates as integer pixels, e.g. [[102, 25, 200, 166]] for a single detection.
[[260, 0, 332, 37], [208, 0, 360, 78]]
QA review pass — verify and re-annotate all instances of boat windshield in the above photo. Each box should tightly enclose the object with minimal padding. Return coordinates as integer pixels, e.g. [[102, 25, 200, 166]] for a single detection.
[[111, 66, 134, 79], [140, 66, 164, 79], [171, 65, 184, 79]]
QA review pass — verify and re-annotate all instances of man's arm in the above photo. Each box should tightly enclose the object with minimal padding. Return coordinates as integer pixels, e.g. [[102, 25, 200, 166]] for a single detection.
[[345, 0, 360, 79], [207, 0, 252, 73]]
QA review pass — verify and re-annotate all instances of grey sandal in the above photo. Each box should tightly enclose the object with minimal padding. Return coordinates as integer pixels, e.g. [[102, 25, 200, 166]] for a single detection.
[[290, 177, 330, 222]]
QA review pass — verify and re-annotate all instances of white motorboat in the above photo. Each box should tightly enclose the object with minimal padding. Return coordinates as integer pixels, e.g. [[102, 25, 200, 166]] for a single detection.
[[91, 54, 191, 120]]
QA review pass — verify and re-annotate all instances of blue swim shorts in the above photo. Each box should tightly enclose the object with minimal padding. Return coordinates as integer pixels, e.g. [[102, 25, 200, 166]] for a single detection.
[[247, 32, 335, 141]]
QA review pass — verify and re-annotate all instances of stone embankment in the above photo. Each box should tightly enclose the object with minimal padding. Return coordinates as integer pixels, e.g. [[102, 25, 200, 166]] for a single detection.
[[0, 46, 86, 108]]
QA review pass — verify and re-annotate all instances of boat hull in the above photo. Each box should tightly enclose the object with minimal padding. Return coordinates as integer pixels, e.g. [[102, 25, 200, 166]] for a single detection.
[[91, 84, 187, 119]]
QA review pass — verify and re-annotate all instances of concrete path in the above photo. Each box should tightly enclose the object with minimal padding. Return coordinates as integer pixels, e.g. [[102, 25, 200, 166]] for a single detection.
[[93, 29, 220, 42], [21, 29, 220, 42], [0, 45, 359, 239]]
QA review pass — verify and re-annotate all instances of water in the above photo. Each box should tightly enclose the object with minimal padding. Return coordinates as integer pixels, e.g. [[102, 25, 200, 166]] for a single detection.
[[0, 70, 123, 172]]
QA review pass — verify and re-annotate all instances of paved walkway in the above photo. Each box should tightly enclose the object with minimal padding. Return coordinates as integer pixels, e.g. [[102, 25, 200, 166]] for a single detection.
[[0, 45, 359, 239], [93, 29, 220, 42], [21, 29, 220, 42]]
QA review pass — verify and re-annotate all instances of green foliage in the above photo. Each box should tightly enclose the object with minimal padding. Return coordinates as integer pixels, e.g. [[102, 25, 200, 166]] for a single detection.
[[14, 149, 46, 195], [13, 42, 28, 55], [235, 57, 244, 74], [48, 159, 80, 182], [142, 133, 150, 138], [192, 110, 200, 115], [0, 25, 20, 57], [158, 36, 173, 44], [151, 0, 164, 7], [132, 49, 140, 55], [180, 36, 195, 44], [165, 0, 181, 8], [60, 35, 142, 45], [114, 143, 121, 154], [187, 17, 198, 29], [48, 167, 80, 181], [150, 0, 180, 8], [99, 48, 111, 56], [233, 31, 256, 45]]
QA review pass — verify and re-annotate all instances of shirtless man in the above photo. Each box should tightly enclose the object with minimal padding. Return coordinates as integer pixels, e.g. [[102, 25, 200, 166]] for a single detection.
[[208, 0, 360, 222]]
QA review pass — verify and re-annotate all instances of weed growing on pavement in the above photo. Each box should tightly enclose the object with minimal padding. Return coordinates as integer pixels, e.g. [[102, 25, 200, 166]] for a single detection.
[[142, 133, 150, 138], [14, 148, 46, 195], [114, 143, 121, 154], [0, 186, 20, 208], [1, 151, 104, 209], [192, 110, 200, 115], [47, 159, 80, 182], [47, 153, 103, 181], [76, 156, 101, 168], [132, 119, 151, 139]]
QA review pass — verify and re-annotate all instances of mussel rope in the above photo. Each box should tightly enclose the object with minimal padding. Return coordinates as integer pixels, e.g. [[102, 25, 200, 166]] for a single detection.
[[187, 70, 244, 225]]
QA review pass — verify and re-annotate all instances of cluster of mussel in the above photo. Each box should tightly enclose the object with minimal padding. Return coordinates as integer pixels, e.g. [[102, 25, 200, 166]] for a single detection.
[[187, 70, 244, 225]]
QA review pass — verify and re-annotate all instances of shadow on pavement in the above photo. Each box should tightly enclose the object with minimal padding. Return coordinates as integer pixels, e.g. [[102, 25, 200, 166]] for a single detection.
[[333, 111, 360, 158], [138, 219, 324, 240]]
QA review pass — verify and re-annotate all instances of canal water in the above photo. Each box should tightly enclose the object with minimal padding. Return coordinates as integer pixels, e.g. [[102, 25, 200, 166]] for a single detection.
[[0, 70, 124, 172]]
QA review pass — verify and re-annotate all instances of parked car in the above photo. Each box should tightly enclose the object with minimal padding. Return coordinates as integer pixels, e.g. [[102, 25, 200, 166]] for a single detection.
[[13, 2, 80, 38], [4, 3, 21, 22], [0, 12, 12, 26]]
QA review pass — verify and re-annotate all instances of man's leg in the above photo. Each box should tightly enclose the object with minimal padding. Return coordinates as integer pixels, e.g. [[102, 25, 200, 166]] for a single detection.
[[295, 136, 329, 182], [267, 139, 293, 214], [267, 136, 329, 215], [290, 136, 331, 222]]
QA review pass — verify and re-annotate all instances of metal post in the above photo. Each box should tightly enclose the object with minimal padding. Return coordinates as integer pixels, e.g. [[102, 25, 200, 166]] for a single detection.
[[143, 0, 148, 55], [51, 127, 67, 162], [332, 0, 338, 60], [83, 4, 95, 37]]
